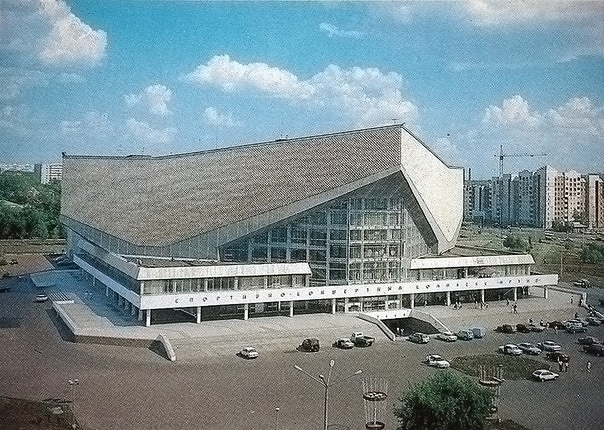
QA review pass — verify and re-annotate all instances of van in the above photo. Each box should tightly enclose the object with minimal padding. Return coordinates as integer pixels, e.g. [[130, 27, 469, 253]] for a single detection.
[[471, 327, 486, 338], [457, 329, 474, 341]]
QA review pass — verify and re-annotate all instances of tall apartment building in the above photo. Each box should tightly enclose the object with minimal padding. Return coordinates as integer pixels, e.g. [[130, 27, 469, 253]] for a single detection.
[[34, 163, 63, 184], [585, 174, 604, 229], [464, 166, 603, 230]]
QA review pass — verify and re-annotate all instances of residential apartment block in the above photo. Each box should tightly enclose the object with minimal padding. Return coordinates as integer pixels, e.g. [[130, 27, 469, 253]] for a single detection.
[[464, 166, 604, 229], [34, 163, 63, 184]]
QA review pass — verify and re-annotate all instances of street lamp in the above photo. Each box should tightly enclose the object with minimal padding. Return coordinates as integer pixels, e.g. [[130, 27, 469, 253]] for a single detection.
[[68, 379, 79, 429], [274, 407, 280, 429], [293, 360, 362, 430]]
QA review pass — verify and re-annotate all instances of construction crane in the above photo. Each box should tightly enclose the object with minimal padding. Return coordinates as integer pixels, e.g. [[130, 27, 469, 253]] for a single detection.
[[496, 144, 547, 177]]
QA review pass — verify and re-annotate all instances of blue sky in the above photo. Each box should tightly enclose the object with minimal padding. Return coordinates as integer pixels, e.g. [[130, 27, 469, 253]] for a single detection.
[[1, 0, 603, 179]]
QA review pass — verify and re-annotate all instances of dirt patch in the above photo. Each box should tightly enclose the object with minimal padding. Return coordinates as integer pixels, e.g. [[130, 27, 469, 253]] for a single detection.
[[451, 353, 546, 380], [0, 396, 79, 430]]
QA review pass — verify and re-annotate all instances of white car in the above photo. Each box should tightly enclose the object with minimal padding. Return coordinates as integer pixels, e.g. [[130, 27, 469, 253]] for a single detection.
[[437, 331, 458, 342], [498, 344, 522, 356], [517, 343, 542, 355], [426, 354, 450, 368], [537, 341, 561, 352], [239, 347, 258, 359], [532, 369, 559, 382], [35, 293, 48, 302]]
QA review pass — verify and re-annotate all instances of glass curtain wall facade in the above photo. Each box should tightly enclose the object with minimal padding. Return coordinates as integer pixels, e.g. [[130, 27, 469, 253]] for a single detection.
[[221, 175, 436, 286]]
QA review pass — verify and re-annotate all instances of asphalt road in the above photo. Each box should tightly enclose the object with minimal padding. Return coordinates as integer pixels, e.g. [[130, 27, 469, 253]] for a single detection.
[[1, 275, 604, 430]]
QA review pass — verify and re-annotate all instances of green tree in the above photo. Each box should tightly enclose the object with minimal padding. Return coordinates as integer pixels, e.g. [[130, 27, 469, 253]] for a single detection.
[[394, 371, 494, 430], [581, 243, 604, 264], [503, 235, 529, 252]]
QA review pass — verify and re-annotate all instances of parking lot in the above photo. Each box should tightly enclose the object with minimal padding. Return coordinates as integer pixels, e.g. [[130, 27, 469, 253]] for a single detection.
[[1, 265, 604, 429]]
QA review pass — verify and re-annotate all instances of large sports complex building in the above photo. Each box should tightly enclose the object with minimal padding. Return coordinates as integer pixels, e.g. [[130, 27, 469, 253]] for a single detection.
[[60, 125, 558, 326]]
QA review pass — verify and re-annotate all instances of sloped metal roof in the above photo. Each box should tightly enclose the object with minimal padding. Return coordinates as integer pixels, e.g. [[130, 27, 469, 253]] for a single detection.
[[61, 125, 463, 251]]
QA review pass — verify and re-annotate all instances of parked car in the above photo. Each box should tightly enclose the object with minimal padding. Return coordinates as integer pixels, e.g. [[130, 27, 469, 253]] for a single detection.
[[239, 347, 259, 359], [585, 317, 602, 326], [548, 321, 566, 330], [408, 332, 430, 344], [532, 369, 559, 382], [566, 324, 587, 334], [583, 343, 604, 356], [517, 342, 542, 355], [332, 338, 354, 349], [425, 354, 450, 368], [516, 324, 531, 333], [567, 318, 589, 327], [350, 332, 375, 347], [299, 338, 320, 352], [537, 341, 562, 352], [495, 324, 516, 334], [546, 351, 570, 362], [437, 331, 457, 342], [35, 293, 48, 302], [471, 327, 486, 338], [577, 336, 600, 346], [573, 279, 590, 288], [0, 286, 11, 293], [456, 329, 474, 340], [498, 344, 522, 356], [528, 324, 545, 332]]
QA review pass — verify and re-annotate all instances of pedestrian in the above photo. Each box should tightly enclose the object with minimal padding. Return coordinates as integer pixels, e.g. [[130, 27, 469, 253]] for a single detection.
[[587, 361, 591, 373], [513, 304, 518, 314], [570, 296, 573, 304], [564, 361, 569, 372], [558, 360, 563, 372], [506, 298, 510, 306]]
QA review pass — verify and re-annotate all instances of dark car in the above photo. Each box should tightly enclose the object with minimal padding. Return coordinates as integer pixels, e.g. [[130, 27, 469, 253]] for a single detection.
[[583, 343, 604, 357], [299, 338, 320, 352], [546, 351, 570, 362], [548, 321, 566, 330], [516, 324, 531, 333], [578, 336, 600, 346], [496, 324, 516, 334]]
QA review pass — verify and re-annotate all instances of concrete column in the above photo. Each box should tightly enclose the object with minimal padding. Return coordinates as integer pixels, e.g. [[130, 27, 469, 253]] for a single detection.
[[344, 297, 349, 313], [92, 277, 96, 288], [196, 306, 202, 324], [234, 278, 239, 291], [138, 308, 143, 321], [289, 301, 294, 318], [384, 299, 389, 310], [480, 289, 485, 303], [446, 291, 451, 307], [331, 298, 336, 314], [398, 294, 403, 309], [543, 286, 549, 299], [513, 287, 518, 301], [118, 295, 123, 307], [145, 309, 151, 327], [243, 303, 249, 320], [105, 286, 109, 296], [410, 293, 415, 309]]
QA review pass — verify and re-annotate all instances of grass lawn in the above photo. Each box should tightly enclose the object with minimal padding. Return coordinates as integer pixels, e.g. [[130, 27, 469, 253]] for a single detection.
[[451, 354, 547, 380]]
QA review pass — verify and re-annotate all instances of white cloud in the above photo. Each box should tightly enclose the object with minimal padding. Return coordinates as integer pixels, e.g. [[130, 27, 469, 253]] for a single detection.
[[125, 118, 176, 145], [186, 55, 315, 99], [464, 0, 601, 26], [38, 0, 107, 67], [125, 85, 173, 116], [62, 111, 112, 137], [0, 67, 48, 100], [546, 97, 603, 136], [483, 95, 542, 128], [187, 56, 418, 128], [203, 107, 240, 128], [319, 23, 363, 39]]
